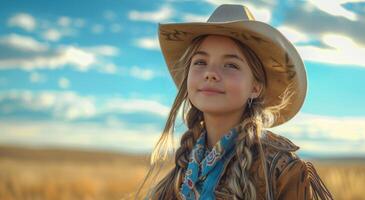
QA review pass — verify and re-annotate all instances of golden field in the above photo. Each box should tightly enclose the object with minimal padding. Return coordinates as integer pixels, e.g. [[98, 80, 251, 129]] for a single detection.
[[0, 145, 364, 200]]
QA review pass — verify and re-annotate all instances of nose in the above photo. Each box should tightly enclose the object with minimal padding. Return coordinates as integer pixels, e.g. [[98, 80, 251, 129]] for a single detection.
[[204, 69, 220, 81]]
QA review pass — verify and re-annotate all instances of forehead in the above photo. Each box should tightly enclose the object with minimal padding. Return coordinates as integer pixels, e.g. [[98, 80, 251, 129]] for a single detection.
[[195, 35, 243, 55]]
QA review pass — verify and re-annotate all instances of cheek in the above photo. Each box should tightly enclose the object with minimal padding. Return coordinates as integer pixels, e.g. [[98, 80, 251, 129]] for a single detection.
[[187, 71, 197, 95], [225, 77, 252, 98]]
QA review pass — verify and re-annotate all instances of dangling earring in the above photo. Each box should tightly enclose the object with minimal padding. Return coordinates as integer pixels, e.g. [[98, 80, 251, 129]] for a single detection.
[[248, 97, 253, 108], [200, 120, 205, 129], [199, 115, 205, 129]]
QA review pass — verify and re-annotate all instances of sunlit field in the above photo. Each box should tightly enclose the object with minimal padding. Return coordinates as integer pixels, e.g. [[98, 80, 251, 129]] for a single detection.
[[0, 145, 364, 200]]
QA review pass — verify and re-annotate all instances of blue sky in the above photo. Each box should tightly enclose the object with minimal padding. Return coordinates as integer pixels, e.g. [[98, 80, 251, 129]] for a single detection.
[[0, 0, 364, 157]]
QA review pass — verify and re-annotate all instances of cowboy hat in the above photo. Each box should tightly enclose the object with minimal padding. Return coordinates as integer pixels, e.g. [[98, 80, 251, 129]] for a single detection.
[[158, 4, 307, 128]]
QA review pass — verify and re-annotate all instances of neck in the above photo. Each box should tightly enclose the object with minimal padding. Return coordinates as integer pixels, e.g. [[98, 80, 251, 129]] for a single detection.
[[203, 110, 243, 150]]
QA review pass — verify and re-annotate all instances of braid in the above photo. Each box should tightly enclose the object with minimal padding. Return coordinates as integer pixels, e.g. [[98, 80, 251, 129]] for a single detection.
[[175, 130, 194, 169], [230, 110, 258, 200], [215, 101, 269, 200], [148, 102, 203, 199]]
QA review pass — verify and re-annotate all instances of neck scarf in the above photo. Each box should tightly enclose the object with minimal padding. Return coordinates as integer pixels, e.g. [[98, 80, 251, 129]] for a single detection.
[[179, 125, 240, 200]]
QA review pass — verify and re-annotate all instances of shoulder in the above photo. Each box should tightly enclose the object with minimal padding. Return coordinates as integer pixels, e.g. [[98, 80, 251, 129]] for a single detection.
[[257, 130, 301, 179], [260, 129, 300, 152]]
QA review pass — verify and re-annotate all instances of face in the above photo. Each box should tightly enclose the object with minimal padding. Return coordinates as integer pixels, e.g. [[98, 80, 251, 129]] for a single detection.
[[187, 35, 261, 116]]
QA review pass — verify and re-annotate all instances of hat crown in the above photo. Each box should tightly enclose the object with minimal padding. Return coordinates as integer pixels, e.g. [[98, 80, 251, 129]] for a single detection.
[[207, 4, 255, 23]]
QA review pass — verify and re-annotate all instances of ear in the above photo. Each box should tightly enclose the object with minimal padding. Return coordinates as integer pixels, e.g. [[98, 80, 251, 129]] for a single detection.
[[251, 81, 263, 99]]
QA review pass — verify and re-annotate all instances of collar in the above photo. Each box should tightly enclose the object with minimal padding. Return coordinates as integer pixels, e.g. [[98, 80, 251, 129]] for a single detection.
[[179, 125, 240, 200]]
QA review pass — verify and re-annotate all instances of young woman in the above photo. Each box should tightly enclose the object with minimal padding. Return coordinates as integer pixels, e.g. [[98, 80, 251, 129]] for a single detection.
[[135, 4, 333, 200]]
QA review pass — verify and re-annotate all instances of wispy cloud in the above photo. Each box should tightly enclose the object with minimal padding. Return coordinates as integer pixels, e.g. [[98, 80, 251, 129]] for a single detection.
[[83, 45, 120, 56], [29, 72, 47, 83], [276, 26, 365, 67], [0, 33, 121, 72], [182, 13, 209, 22], [128, 6, 174, 23], [103, 10, 117, 21], [307, 0, 361, 21], [269, 112, 365, 155], [0, 119, 162, 153], [56, 16, 85, 28], [58, 77, 71, 89], [129, 66, 157, 80], [91, 24, 104, 34], [104, 98, 170, 117], [134, 37, 160, 50], [57, 16, 72, 27], [0, 34, 48, 52], [7, 13, 36, 32], [277, 26, 310, 44], [283, 1, 365, 53], [298, 33, 365, 67], [0, 44, 96, 71], [73, 18, 86, 28], [110, 23, 122, 33], [0, 90, 170, 121], [42, 29, 63, 41], [0, 90, 97, 120]]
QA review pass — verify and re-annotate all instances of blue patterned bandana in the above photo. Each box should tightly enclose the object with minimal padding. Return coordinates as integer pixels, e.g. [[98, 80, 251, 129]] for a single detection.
[[179, 125, 239, 200]]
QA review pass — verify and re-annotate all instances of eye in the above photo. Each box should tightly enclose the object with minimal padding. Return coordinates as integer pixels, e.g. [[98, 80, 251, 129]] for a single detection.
[[225, 63, 239, 69], [193, 60, 206, 66]]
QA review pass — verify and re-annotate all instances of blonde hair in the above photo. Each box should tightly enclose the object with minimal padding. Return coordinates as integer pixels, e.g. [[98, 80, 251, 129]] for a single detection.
[[135, 34, 295, 200]]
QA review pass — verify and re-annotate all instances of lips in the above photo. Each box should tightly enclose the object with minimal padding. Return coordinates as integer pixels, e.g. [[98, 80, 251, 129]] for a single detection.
[[198, 87, 225, 94]]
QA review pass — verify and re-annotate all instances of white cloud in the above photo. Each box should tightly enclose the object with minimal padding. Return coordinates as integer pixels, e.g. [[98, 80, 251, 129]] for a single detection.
[[110, 23, 122, 33], [91, 24, 104, 34], [294, 140, 365, 156], [0, 90, 97, 120], [104, 98, 170, 117], [101, 63, 118, 74], [0, 34, 126, 71], [0, 34, 122, 72], [135, 37, 160, 50], [307, 0, 362, 21], [58, 16, 72, 27], [129, 66, 156, 80], [0, 90, 170, 120], [74, 18, 86, 28], [297, 33, 365, 67], [128, 6, 174, 23], [277, 26, 310, 43], [103, 10, 117, 21], [58, 77, 71, 89], [0, 34, 48, 52], [1, 110, 364, 154], [7, 13, 36, 31], [0, 45, 96, 71], [83, 45, 120, 56], [182, 13, 209, 22], [29, 72, 47, 83], [0, 119, 162, 153], [269, 112, 365, 154], [42, 29, 62, 41]]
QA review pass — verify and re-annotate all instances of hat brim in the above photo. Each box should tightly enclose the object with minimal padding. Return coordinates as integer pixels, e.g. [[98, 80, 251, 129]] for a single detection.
[[158, 20, 307, 128]]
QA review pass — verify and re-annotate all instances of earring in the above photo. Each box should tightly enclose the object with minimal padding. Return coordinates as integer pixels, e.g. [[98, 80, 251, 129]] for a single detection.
[[248, 97, 253, 108], [199, 120, 205, 130], [199, 115, 205, 129]]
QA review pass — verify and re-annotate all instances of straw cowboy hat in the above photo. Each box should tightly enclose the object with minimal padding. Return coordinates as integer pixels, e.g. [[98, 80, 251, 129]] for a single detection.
[[158, 4, 307, 128]]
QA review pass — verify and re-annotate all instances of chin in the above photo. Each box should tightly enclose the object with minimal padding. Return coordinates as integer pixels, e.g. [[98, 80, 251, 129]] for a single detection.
[[197, 106, 227, 114]]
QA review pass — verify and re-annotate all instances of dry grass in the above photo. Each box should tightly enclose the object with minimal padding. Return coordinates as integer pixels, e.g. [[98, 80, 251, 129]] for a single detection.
[[0, 145, 364, 200], [309, 159, 365, 200], [0, 145, 150, 200]]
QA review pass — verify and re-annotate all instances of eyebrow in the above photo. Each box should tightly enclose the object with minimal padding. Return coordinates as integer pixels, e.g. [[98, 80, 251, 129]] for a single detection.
[[192, 51, 246, 63]]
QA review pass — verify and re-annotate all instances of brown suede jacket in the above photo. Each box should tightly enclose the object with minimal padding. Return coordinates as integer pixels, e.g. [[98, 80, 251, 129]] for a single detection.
[[215, 130, 334, 200]]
